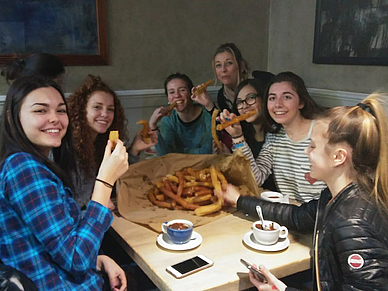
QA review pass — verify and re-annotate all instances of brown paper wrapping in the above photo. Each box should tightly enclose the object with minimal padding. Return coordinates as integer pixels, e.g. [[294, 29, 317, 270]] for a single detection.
[[117, 150, 261, 232]]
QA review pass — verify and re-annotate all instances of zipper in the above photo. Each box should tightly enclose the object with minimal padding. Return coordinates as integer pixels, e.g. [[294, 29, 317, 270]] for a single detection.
[[315, 230, 321, 291], [312, 198, 320, 291]]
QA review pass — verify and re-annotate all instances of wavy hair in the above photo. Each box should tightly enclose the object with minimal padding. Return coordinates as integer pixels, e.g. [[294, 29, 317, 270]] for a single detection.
[[67, 75, 128, 177], [319, 94, 388, 211], [264, 71, 323, 132]]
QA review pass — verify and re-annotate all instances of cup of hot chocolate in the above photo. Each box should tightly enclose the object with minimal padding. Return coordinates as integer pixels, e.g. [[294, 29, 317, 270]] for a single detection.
[[161, 219, 193, 244], [252, 220, 288, 245]]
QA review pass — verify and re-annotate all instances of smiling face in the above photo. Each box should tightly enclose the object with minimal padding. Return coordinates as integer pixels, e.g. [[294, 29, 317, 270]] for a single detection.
[[166, 78, 191, 112], [305, 121, 332, 182], [214, 51, 240, 89], [236, 84, 261, 123], [20, 87, 68, 156], [267, 81, 304, 127], [86, 91, 114, 135]]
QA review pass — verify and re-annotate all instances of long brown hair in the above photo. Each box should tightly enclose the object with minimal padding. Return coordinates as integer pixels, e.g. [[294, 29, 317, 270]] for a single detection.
[[67, 74, 128, 177], [264, 71, 323, 132], [320, 94, 388, 210]]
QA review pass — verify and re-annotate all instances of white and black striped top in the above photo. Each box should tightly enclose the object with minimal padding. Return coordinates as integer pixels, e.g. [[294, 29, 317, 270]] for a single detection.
[[239, 121, 326, 203]]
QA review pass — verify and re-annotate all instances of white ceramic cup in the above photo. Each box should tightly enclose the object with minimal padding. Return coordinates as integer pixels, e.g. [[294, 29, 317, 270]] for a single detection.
[[260, 191, 283, 203], [252, 220, 288, 245]]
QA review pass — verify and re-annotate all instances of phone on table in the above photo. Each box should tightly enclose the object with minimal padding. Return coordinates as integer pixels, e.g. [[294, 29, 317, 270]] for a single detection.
[[240, 259, 268, 283], [166, 255, 214, 279]]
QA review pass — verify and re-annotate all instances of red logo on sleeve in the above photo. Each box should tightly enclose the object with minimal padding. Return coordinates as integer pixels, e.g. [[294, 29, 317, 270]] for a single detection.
[[348, 254, 364, 269]]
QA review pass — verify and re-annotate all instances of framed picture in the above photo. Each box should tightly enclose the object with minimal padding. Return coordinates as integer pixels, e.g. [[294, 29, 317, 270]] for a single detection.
[[0, 0, 108, 66], [313, 0, 388, 66]]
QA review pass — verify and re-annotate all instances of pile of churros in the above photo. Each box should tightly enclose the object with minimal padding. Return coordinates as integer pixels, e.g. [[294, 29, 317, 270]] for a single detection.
[[148, 165, 227, 216]]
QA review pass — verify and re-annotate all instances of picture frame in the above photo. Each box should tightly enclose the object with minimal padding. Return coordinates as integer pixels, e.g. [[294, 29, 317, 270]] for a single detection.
[[313, 0, 388, 66], [0, 0, 108, 66]]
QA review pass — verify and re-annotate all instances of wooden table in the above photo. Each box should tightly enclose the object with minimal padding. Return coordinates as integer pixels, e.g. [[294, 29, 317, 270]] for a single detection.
[[111, 211, 312, 291]]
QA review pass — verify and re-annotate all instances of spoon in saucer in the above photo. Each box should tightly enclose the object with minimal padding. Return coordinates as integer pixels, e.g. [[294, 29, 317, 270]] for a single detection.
[[256, 205, 266, 230]]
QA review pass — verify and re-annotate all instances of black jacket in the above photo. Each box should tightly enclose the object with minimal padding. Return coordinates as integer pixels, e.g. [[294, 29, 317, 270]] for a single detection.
[[237, 183, 388, 290]]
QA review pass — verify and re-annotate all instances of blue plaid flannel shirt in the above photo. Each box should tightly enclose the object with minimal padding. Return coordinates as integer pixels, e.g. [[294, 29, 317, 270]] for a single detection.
[[0, 152, 113, 290]]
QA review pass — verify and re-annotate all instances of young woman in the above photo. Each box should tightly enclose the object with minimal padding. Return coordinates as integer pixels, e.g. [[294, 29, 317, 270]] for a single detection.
[[222, 78, 277, 190], [0, 76, 129, 290], [221, 94, 388, 290], [149, 72, 212, 156], [67, 74, 157, 209], [219, 72, 326, 203], [1, 52, 65, 88]]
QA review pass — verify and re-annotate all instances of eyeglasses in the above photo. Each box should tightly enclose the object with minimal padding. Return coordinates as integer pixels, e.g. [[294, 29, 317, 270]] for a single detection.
[[236, 94, 258, 109]]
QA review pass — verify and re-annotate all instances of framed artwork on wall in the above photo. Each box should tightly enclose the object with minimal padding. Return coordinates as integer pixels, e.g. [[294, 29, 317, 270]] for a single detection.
[[0, 0, 108, 66], [313, 0, 388, 66]]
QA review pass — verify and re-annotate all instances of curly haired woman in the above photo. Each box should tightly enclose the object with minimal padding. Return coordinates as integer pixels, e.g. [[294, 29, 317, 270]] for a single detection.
[[67, 74, 157, 209]]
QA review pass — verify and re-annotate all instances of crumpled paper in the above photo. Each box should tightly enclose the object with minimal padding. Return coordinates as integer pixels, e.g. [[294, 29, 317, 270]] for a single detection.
[[117, 150, 261, 232]]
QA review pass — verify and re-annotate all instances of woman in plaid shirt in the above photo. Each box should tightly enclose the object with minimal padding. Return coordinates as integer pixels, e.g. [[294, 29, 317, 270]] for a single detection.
[[0, 76, 129, 290]]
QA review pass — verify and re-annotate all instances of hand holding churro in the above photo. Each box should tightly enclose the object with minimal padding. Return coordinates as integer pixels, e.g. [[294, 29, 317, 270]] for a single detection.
[[216, 110, 257, 131], [193, 79, 213, 96], [109, 131, 119, 150], [191, 80, 215, 111], [167, 101, 177, 117], [136, 119, 151, 144]]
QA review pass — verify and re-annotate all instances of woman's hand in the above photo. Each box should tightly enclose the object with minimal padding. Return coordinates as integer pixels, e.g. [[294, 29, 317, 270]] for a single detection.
[[130, 128, 158, 156], [149, 107, 169, 130], [249, 265, 287, 291], [97, 255, 127, 291], [220, 184, 241, 207], [191, 86, 214, 111], [218, 109, 243, 138], [212, 140, 230, 154], [97, 139, 129, 186]]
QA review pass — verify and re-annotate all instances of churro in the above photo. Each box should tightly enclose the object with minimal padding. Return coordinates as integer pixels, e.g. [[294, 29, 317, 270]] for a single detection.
[[194, 79, 213, 96], [216, 110, 257, 131], [167, 101, 177, 117], [136, 119, 151, 143]]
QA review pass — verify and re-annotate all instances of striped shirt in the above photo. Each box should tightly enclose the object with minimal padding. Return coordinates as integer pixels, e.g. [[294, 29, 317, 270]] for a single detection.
[[239, 121, 326, 203], [0, 152, 113, 290]]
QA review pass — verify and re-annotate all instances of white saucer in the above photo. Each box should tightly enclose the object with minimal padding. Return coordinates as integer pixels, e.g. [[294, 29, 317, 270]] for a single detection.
[[243, 231, 290, 252], [157, 231, 202, 251], [261, 191, 289, 204]]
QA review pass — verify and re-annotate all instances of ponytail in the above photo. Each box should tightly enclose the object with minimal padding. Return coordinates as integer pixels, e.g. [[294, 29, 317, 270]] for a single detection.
[[363, 94, 388, 209]]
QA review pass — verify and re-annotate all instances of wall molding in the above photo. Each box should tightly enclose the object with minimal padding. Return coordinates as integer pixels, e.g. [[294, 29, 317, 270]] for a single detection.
[[308, 88, 367, 107], [0, 87, 368, 107], [0, 87, 368, 113]]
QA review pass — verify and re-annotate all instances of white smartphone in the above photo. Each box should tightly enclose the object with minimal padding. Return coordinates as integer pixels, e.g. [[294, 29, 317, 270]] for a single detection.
[[240, 259, 268, 283], [166, 255, 214, 279]]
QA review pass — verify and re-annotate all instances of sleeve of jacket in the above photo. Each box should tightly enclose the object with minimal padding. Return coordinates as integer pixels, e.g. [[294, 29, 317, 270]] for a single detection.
[[237, 196, 317, 232], [333, 217, 388, 290]]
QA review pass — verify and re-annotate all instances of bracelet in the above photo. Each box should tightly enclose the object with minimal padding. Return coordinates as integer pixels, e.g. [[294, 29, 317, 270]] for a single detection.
[[96, 178, 113, 189], [233, 142, 244, 149], [151, 127, 159, 131], [231, 133, 243, 139]]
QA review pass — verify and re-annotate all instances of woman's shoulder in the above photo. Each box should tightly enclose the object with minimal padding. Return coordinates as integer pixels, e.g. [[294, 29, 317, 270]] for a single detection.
[[2, 152, 49, 175], [4, 152, 39, 165]]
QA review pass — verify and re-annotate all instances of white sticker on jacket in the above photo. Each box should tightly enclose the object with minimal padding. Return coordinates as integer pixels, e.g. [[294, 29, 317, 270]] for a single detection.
[[348, 254, 364, 269]]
